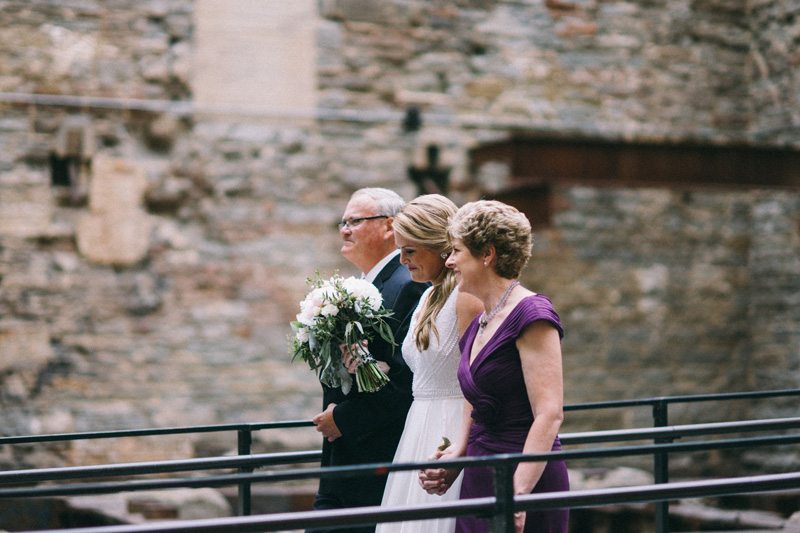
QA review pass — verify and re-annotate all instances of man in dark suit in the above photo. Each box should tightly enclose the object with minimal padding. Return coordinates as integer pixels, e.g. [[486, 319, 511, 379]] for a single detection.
[[309, 188, 428, 533]]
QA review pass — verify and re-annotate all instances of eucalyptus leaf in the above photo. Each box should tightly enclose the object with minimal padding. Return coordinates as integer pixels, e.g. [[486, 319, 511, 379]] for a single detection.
[[309, 331, 318, 352]]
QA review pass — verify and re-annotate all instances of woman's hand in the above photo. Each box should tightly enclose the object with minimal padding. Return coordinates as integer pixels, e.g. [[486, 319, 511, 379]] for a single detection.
[[514, 510, 526, 533], [418, 447, 462, 496]]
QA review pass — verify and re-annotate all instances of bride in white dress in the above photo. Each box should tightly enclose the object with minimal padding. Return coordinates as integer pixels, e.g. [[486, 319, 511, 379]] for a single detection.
[[377, 195, 483, 533]]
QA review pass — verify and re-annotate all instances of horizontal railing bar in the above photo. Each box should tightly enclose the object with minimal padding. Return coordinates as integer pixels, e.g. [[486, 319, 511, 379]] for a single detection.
[[0, 420, 314, 446], [0, 450, 321, 485], [20, 472, 800, 533], [644, 387, 800, 405], [2, 417, 798, 486], [6, 411, 794, 449], [3, 432, 800, 499], [526, 473, 800, 533], [560, 416, 800, 444], [1, 416, 795, 485], [2, 389, 797, 446], [516, 471, 800, 512], [563, 387, 800, 411], [22, 497, 498, 533], [57, 498, 499, 533]]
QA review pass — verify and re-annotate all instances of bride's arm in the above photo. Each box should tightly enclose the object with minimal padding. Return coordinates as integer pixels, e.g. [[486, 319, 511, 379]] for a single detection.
[[456, 291, 483, 337]]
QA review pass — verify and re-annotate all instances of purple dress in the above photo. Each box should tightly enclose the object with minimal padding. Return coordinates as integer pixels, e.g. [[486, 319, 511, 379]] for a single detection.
[[456, 294, 569, 533]]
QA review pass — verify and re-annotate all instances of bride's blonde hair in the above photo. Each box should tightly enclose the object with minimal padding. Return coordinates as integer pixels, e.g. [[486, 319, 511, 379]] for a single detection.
[[393, 194, 458, 351]]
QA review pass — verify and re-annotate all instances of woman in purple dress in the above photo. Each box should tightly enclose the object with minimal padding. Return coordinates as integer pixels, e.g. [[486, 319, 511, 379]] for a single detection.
[[419, 200, 569, 533]]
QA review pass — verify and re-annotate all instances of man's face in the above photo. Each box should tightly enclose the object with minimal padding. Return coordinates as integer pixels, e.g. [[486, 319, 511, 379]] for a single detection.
[[339, 195, 392, 271]]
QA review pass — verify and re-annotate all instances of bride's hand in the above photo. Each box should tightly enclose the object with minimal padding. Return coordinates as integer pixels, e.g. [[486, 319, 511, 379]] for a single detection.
[[419, 448, 461, 496], [514, 510, 527, 533]]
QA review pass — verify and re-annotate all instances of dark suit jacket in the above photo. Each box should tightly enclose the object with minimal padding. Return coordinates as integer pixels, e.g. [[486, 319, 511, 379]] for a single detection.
[[314, 254, 428, 510]]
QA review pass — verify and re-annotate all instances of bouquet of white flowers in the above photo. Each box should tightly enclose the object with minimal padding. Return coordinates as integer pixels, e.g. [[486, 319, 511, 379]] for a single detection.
[[290, 273, 395, 394]]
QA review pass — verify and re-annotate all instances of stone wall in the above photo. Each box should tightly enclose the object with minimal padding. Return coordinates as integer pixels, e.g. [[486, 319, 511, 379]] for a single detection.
[[0, 0, 798, 476], [748, 0, 800, 142]]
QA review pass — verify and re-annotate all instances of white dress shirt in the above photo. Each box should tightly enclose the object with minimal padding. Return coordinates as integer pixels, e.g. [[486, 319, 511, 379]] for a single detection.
[[364, 249, 400, 283]]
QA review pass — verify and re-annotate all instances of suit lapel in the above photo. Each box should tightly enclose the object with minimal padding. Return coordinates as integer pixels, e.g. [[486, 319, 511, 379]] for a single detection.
[[372, 255, 401, 292]]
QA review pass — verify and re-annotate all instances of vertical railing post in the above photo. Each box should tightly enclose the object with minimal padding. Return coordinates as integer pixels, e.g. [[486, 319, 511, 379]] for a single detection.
[[237, 428, 253, 516], [653, 399, 670, 533], [492, 460, 515, 533]]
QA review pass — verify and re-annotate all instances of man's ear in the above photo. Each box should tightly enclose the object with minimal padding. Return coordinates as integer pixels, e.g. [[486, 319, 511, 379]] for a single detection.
[[383, 217, 395, 240]]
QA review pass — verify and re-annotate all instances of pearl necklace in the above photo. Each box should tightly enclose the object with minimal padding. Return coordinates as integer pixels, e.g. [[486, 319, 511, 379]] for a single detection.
[[478, 280, 520, 332]]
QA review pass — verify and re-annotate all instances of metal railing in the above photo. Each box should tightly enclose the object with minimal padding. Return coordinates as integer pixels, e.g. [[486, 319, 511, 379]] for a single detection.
[[24, 471, 800, 533], [3, 431, 800, 532], [563, 387, 800, 532], [2, 388, 799, 531], [3, 419, 800, 531], [3, 417, 800, 489], [0, 420, 312, 517]]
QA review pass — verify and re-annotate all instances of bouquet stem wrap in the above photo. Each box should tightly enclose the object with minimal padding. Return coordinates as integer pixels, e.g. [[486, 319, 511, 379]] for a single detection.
[[290, 274, 395, 394]]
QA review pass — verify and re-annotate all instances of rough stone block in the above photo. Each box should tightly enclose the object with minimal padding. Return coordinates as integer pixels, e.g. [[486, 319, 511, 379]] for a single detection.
[[76, 211, 152, 266]]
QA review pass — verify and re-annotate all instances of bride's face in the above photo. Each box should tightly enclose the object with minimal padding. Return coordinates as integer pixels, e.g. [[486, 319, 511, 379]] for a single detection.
[[395, 235, 444, 284]]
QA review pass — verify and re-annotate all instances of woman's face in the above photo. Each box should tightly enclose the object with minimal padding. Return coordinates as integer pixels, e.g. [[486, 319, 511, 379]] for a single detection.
[[396, 235, 445, 283], [444, 237, 483, 293]]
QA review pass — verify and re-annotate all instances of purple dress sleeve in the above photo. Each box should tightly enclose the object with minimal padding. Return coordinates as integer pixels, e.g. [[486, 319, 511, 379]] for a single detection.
[[507, 294, 564, 340]]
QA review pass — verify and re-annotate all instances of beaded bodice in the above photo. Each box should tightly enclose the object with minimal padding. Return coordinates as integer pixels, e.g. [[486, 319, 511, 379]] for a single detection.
[[402, 286, 463, 400]]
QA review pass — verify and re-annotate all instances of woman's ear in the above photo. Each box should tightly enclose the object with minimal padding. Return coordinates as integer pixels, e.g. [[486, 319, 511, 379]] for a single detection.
[[483, 244, 496, 267]]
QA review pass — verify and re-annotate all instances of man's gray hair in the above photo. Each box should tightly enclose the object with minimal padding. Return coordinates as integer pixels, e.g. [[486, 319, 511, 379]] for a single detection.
[[352, 188, 405, 217]]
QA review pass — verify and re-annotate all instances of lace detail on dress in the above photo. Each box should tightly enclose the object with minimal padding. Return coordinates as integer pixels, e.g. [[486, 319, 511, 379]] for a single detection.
[[402, 286, 463, 401]]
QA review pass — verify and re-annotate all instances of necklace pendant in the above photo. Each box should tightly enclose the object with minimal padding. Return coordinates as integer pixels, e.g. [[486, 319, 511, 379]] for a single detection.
[[478, 280, 520, 333]]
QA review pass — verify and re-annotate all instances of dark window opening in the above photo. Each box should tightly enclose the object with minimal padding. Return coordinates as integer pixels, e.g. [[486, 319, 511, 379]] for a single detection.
[[487, 183, 552, 229], [49, 153, 90, 206], [408, 144, 451, 196], [50, 117, 94, 205], [49, 153, 78, 187]]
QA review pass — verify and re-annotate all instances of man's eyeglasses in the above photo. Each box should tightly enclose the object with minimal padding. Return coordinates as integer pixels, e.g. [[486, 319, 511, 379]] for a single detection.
[[338, 215, 389, 230]]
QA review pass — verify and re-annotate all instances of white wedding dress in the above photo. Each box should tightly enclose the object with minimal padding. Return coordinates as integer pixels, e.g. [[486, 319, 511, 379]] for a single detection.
[[376, 286, 465, 533]]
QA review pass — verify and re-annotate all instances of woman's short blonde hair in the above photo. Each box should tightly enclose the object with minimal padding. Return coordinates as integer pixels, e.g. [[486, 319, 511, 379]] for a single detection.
[[448, 200, 532, 279]]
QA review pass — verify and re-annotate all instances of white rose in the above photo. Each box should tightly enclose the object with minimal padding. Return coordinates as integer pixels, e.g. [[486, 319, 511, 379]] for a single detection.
[[342, 277, 382, 310], [320, 283, 338, 301], [296, 307, 316, 326], [321, 303, 339, 317], [296, 327, 309, 343], [309, 287, 327, 308], [297, 291, 323, 324]]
